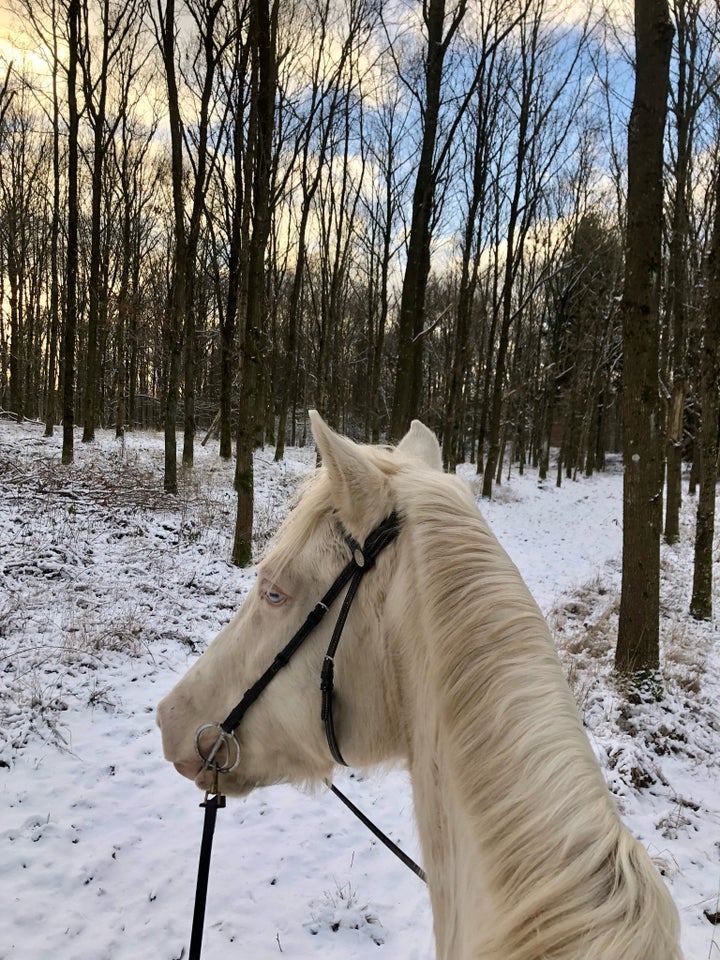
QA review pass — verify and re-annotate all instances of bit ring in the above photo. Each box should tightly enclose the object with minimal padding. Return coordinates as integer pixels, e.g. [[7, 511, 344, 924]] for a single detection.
[[194, 722, 241, 773]]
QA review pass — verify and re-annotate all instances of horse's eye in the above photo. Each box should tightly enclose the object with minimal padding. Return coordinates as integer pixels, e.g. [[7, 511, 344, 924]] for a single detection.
[[263, 587, 288, 606]]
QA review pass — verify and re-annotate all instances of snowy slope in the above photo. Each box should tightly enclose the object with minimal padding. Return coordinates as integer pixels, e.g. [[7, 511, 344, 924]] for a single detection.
[[0, 418, 718, 960]]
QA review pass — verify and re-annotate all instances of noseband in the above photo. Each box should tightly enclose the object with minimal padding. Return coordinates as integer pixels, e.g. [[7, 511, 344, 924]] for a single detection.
[[188, 510, 424, 960]]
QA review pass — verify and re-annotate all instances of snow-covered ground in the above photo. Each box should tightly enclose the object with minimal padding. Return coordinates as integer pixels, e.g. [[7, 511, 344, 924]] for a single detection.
[[0, 417, 718, 960]]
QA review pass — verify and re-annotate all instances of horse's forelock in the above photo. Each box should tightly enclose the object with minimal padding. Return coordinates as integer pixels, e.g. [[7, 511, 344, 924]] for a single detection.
[[262, 476, 339, 583], [264, 445, 405, 582]]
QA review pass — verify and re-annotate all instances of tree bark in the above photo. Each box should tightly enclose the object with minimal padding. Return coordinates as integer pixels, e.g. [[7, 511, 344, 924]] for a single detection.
[[115, 148, 132, 439], [45, 36, 61, 437], [219, 26, 250, 460], [62, 0, 81, 465], [664, 0, 696, 543], [232, 0, 277, 566], [158, 0, 188, 493], [81, 0, 112, 444], [615, 0, 673, 674], [689, 165, 720, 620]]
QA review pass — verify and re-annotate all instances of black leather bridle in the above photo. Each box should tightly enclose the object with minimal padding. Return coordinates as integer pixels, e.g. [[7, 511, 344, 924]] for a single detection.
[[187, 510, 425, 960]]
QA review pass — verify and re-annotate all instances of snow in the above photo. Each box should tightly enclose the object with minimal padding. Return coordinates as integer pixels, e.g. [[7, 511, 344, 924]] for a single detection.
[[0, 418, 718, 960]]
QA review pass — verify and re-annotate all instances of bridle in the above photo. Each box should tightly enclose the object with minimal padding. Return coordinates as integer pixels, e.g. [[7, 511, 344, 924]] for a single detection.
[[187, 510, 426, 960]]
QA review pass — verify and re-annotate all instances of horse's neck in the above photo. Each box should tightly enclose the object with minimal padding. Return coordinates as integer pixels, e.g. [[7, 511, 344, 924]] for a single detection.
[[391, 487, 597, 959], [392, 486, 679, 960], [408, 701, 493, 960]]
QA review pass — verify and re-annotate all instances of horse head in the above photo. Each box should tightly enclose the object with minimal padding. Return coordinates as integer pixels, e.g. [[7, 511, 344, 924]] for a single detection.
[[156, 412, 440, 796]]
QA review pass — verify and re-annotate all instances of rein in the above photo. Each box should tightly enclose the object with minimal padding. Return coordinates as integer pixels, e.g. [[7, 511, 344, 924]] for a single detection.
[[188, 511, 425, 960]]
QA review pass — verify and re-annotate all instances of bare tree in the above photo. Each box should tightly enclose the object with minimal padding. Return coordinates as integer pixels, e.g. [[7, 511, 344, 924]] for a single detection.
[[0, 86, 40, 422], [154, 0, 186, 490], [357, 80, 408, 443], [0, 64, 13, 412], [45, 6, 62, 437], [273, 0, 370, 459], [481, 3, 590, 497], [442, 3, 509, 469], [11, 0, 68, 436], [179, 0, 236, 468], [689, 155, 720, 619], [62, 0, 81, 464], [615, 0, 674, 674], [153, 0, 233, 487], [111, 45, 159, 438], [387, 0, 469, 439], [231, 0, 277, 566], [79, 0, 143, 442], [664, 0, 717, 542], [213, 0, 251, 460]]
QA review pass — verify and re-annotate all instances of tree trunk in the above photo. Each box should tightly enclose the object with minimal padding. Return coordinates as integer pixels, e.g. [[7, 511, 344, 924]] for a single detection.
[[44, 49, 61, 438], [232, 0, 277, 566], [62, 0, 81, 465], [482, 16, 534, 498], [615, 0, 673, 674], [128, 230, 141, 431], [689, 166, 720, 620], [219, 42, 249, 460], [116, 170, 132, 439], [664, 1, 695, 543], [7, 237, 23, 422], [389, 0, 467, 440], [182, 280, 196, 466], [81, 7, 110, 445], [444, 179, 481, 471], [159, 0, 187, 493]]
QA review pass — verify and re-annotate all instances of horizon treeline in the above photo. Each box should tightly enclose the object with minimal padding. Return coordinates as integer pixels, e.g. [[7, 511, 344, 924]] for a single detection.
[[0, 1, 718, 557]]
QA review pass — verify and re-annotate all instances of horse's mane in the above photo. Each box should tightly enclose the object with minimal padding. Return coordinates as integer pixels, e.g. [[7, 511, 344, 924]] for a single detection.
[[394, 465, 680, 960]]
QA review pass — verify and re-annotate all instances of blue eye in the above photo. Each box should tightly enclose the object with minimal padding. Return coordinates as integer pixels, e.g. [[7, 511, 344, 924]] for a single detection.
[[263, 586, 287, 606]]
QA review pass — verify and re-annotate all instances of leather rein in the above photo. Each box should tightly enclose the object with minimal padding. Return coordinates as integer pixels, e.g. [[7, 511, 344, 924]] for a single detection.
[[187, 511, 426, 960]]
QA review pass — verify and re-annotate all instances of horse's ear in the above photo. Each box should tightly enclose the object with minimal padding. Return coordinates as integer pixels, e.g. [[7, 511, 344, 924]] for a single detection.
[[396, 420, 443, 471], [309, 410, 391, 532]]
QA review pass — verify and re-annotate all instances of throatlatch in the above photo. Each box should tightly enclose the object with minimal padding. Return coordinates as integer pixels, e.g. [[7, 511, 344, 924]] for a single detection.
[[188, 511, 424, 960]]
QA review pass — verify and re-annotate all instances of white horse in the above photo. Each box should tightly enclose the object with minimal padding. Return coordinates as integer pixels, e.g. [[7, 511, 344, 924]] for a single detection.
[[157, 412, 681, 960]]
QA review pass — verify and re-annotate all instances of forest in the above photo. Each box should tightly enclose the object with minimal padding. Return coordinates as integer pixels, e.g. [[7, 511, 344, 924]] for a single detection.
[[0, 0, 719, 667]]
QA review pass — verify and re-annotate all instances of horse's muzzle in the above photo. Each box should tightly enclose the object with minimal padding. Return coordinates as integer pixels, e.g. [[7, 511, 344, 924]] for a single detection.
[[156, 696, 201, 781], [173, 759, 203, 781]]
